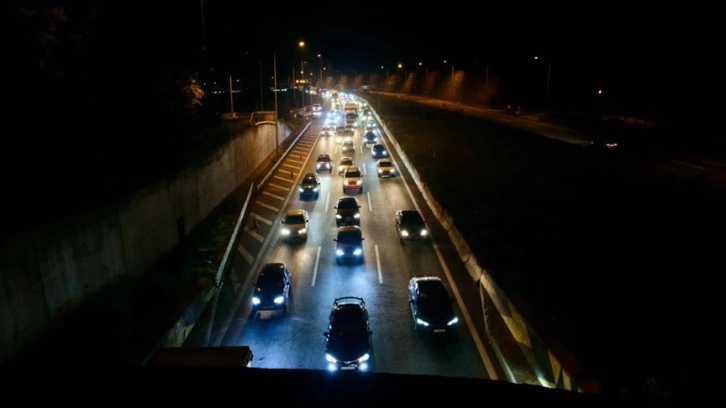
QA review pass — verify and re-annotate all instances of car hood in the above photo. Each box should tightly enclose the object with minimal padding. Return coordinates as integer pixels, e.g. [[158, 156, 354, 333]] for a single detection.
[[326, 335, 370, 361], [417, 302, 455, 324], [255, 285, 282, 299], [337, 208, 358, 216]]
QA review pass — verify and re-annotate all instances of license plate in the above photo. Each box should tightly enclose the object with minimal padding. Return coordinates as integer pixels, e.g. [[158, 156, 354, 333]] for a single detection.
[[433, 329, 446, 333]]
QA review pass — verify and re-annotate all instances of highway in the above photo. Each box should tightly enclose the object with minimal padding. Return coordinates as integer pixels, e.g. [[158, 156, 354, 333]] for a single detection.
[[186, 107, 495, 379]]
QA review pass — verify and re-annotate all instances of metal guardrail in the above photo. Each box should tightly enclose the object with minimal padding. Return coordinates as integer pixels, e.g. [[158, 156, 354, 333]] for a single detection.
[[214, 182, 255, 286]]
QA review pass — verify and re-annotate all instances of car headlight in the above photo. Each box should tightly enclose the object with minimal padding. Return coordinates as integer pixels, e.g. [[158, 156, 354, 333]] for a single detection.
[[274, 296, 285, 304], [353, 213, 360, 219], [336, 214, 342, 219], [353, 248, 362, 256], [401, 230, 409, 237], [378, 168, 383, 173], [336, 249, 344, 256], [447, 317, 459, 326], [299, 228, 307, 234], [281, 229, 290, 235], [357, 353, 370, 362], [325, 354, 337, 363], [420, 229, 427, 236], [356, 180, 362, 185], [252, 297, 261, 305], [299, 187, 304, 192], [415, 318, 429, 326], [313, 187, 319, 192]]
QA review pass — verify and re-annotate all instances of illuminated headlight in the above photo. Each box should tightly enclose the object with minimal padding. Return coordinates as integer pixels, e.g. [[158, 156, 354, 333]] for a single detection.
[[378, 168, 383, 173], [326, 354, 337, 363], [420, 229, 428, 236], [252, 297, 261, 305], [274, 296, 285, 304], [401, 230, 409, 237], [336, 249, 344, 256], [298, 228, 307, 235], [281, 228, 290, 236], [356, 180, 362, 185], [447, 317, 459, 326], [415, 318, 429, 327], [382, 151, 388, 156], [353, 213, 360, 219], [353, 248, 362, 256], [336, 214, 342, 219], [313, 187, 319, 192], [358, 353, 370, 362], [299, 187, 304, 192]]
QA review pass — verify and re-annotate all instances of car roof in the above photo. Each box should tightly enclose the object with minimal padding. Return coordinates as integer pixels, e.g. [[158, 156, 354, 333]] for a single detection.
[[337, 225, 362, 234], [339, 156, 353, 162], [303, 172, 318, 179], [261, 262, 287, 274], [344, 166, 360, 173], [410, 275, 442, 284], [317, 153, 331, 160], [337, 196, 358, 203], [286, 209, 307, 217]]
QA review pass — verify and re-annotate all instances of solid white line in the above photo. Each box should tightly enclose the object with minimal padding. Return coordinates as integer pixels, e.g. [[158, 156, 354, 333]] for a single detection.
[[325, 192, 330, 212], [311, 246, 321, 287], [669, 159, 705, 170], [375, 244, 382, 284], [367, 191, 372, 211], [432, 242, 498, 380]]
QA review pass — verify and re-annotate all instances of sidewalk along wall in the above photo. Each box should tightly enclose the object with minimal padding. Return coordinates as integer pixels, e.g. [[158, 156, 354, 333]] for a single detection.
[[370, 103, 598, 393], [0, 121, 291, 363]]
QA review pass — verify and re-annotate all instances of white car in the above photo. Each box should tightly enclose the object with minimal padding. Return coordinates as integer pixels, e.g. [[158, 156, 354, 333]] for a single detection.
[[280, 209, 309, 242], [342, 166, 363, 194]]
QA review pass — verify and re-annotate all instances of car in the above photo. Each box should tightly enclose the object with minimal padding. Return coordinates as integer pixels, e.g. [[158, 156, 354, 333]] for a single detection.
[[280, 209, 309, 242], [334, 225, 365, 264], [319, 125, 334, 137], [316, 153, 333, 173], [323, 296, 372, 371], [335, 196, 361, 226], [299, 172, 321, 199], [342, 166, 363, 194], [408, 276, 458, 334], [337, 156, 354, 175], [363, 131, 378, 145], [371, 143, 388, 158], [376, 159, 396, 178], [341, 139, 356, 154], [312, 103, 323, 117], [252, 262, 292, 312], [395, 209, 429, 242]]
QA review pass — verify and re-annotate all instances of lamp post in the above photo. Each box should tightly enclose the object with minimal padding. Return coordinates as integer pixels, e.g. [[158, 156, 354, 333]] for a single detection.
[[419, 61, 428, 95], [299, 41, 306, 109], [273, 53, 279, 161], [534, 56, 551, 111]]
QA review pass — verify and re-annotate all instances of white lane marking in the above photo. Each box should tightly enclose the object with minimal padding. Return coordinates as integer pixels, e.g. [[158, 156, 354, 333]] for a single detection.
[[255, 201, 279, 212], [249, 213, 272, 226], [311, 246, 321, 287], [367, 191, 372, 211], [243, 226, 264, 243], [262, 191, 286, 201], [375, 244, 382, 284]]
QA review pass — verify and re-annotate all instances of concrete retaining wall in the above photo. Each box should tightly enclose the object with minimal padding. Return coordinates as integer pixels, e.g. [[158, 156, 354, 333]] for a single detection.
[[0, 121, 288, 362]]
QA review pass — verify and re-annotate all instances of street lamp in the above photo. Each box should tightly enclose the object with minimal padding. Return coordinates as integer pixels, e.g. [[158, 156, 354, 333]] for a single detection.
[[299, 41, 306, 109], [273, 53, 279, 161], [419, 61, 428, 94], [534, 56, 551, 110]]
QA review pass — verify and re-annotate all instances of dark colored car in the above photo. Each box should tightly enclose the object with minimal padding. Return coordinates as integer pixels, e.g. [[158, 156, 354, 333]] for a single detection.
[[335, 196, 361, 226], [334, 225, 364, 264], [323, 296, 372, 371], [407, 276, 458, 334], [299, 172, 321, 199], [395, 209, 430, 242], [364, 131, 378, 145], [371, 143, 388, 158], [316, 153, 333, 173], [252, 263, 292, 313]]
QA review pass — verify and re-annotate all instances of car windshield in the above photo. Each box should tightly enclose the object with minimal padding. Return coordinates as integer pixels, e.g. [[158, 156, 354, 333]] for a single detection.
[[345, 170, 361, 178], [338, 200, 357, 209], [418, 281, 450, 305], [330, 310, 366, 336], [302, 176, 317, 185], [318, 155, 331, 162], [340, 159, 353, 166], [401, 212, 424, 225], [379, 161, 392, 167], [258, 271, 284, 288], [285, 214, 306, 224], [337, 231, 362, 244], [374, 145, 384, 151]]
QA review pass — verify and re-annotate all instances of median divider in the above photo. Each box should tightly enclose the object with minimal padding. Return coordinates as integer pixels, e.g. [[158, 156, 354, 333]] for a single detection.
[[369, 98, 600, 392]]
